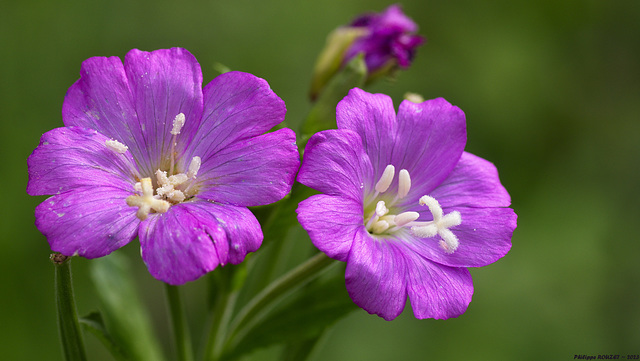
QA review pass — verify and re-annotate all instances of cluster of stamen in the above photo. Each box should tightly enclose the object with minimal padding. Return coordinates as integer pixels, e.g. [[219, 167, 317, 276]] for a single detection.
[[106, 113, 202, 221], [364, 164, 462, 253]]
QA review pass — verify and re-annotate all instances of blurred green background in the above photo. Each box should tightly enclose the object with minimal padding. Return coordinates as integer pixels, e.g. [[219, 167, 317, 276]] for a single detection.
[[2, 0, 639, 360]]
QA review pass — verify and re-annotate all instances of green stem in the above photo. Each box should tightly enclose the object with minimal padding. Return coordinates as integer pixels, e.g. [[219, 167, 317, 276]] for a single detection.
[[222, 253, 335, 356], [165, 284, 194, 361], [52, 254, 87, 361], [204, 270, 239, 361]]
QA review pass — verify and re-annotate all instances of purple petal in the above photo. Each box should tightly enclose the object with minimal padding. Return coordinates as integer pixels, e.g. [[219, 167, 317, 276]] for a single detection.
[[393, 98, 466, 202], [183, 201, 263, 264], [195, 128, 299, 207], [186, 71, 286, 162], [345, 228, 408, 320], [138, 200, 262, 285], [298, 129, 373, 203], [297, 194, 363, 262], [405, 253, 474, 319], [403, 206, 517, 268], [336, 88, 397, 177], [123, 48, 204, 175], [27, 127, 138, 196], [62, 55, 148, 171], [35, 186, 139, 258], [430, 151, 511, 208]]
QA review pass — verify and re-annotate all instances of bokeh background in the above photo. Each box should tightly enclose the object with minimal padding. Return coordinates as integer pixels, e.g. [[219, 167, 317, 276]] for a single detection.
[[2, 0, 639, 360]]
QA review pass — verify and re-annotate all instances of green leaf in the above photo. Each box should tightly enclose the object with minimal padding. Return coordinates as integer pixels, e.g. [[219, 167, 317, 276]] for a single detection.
[[79, 312, 129, 361], [90, 252, 166, 361], [222, 265, 359, 360]]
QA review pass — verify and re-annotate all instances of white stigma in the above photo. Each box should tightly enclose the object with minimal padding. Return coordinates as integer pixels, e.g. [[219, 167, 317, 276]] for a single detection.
[[375, 164, 395, 193], [126, 178, 170, 220], [171, 113, 186, 135], [105, 139, 128, 154], [364, 164, 463, 254], [411, 196, 462, 253]]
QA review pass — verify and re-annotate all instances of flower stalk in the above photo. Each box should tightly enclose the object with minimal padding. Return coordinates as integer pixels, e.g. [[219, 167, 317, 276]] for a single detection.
[[221, 252, 336, 357], [165, 284, 194, 361], [52, 254, 87, 361]]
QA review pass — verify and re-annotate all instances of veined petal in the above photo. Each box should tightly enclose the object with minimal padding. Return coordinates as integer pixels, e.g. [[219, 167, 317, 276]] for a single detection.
[[298, 129, 374, 203], [62, 55, 147, 170], [345, 228, 408, 321], [139, 200, 263, 285], [27, 126, 138, 196], [183, 201, 263, 264], [405, 253, 474, 319], [186, 71, 286, 161], [336, 88, 397, 176], [124, 48, 204, 175], [392, 98, 466, 200], [196, 128, 299, 207], [403, 206, 516, 268], [297, 194, 363, 262], [35, 186, 139, 258], [430, 152, 512, 208]]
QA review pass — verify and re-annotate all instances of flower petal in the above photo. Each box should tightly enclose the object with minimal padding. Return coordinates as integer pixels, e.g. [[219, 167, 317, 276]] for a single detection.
[[123, 48, 204, 175], [195, 128, 299, 207], [393, 98, 466, 200], [430, 151, 512, 208], [62, 55, 148, 170], [35, 186, 139, 258], [298, 129, 373, 203], [404, 206, 516, 268], [27, 127, 138, 196], [297, 194, 363, 262], [336, 88, 397, 176], [186, 71, 286, 162], [139, 201, 262, 285], [345, 228, 408, 320], [405, 253, 474, 319]]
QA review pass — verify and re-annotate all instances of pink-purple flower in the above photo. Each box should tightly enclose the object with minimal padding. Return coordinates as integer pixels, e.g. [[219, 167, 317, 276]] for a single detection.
[[344, 4, 424, 74], [27, 48, 300, 285], [296, 88, 517, 320]]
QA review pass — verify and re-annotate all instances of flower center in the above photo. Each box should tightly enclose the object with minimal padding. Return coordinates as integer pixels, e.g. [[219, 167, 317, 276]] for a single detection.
[[364, 164, 462, 253], [106, 113, 203, 220]]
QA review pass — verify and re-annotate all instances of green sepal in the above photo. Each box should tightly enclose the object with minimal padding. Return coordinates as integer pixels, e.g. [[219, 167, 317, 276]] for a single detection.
[[90, 252, 166, 361]]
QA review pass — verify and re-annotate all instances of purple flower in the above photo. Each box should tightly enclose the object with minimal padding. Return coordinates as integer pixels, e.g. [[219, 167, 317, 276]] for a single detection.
[[27, 48, 300, 285], [296, 88, 517, 320], [344, 4, 424, 74]]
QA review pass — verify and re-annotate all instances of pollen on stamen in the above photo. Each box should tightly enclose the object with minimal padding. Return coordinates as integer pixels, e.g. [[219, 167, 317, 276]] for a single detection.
[[171, 113, 186, 135], [187, 156, 201, 179], [398, 169, 411, 198], [105, 139, 128, 154], [375, 164, 395, 193]]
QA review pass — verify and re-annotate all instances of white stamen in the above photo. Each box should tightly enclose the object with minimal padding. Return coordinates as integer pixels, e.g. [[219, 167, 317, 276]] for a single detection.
[[371, 220, 390, 234], [134, 182, 143, 193], [375, 165, 395, 193], [394, 211, 419, 227], [187, 156, 201, 179], [105, 139, 128, 154], [397, 169, 411, 199], [171, 113, 186, 135], [126, 178, 170, 220], [375, 200, 389, 217]]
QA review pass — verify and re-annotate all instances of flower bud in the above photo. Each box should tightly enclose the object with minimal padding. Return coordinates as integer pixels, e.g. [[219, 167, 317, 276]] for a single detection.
[[310, 4, 424, 100]]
